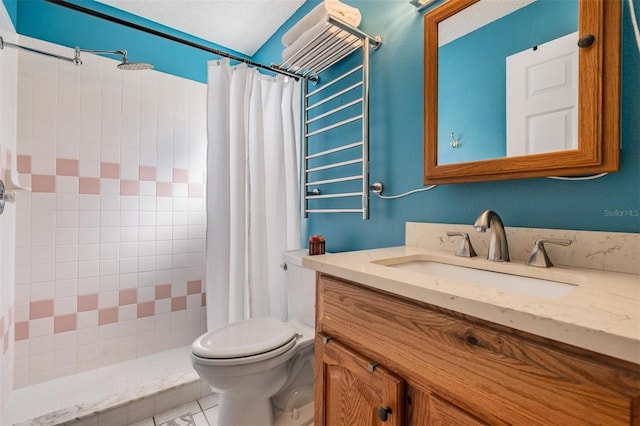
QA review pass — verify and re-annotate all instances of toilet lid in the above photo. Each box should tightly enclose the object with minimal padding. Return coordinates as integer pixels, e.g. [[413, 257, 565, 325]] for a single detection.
[[192, 317, 298, 359]]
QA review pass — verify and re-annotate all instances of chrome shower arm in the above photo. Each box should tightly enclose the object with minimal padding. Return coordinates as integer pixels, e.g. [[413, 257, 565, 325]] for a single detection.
[[77, 48, 126, 56], [73, 47, 127, 64]]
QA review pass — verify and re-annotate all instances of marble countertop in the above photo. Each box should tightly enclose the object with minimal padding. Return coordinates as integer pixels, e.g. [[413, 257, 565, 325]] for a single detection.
[[303, 245, 640, 364]]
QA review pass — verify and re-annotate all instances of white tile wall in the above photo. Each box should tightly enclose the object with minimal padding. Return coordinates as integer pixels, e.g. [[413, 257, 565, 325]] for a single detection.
[[0, 1, 18, 418], [13, 36, 208, 388]]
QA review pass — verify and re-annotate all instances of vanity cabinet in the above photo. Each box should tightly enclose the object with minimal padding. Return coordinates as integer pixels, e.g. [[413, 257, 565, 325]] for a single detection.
[[314, 274, 640, 425]]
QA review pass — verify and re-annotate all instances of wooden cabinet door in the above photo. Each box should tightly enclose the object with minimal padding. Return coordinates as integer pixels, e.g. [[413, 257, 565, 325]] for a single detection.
[[428, 394, 487, 425], [315, 335, 404, 426]]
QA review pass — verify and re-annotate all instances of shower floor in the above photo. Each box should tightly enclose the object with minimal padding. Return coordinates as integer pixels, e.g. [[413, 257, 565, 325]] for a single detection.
[[4, 345, 208, 425]]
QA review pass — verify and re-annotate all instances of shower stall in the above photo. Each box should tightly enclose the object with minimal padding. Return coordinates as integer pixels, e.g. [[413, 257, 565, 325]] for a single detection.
[[0, 29, 211, 425]]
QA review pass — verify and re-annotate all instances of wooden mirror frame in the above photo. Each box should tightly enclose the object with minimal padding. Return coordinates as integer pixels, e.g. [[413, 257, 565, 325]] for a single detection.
[[423, 0, 620, 184]]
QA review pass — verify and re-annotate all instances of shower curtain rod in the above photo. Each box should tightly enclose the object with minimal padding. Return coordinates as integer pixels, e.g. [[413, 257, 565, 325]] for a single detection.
[[43, 0, 307, 81], [0, 35, 80, 64]]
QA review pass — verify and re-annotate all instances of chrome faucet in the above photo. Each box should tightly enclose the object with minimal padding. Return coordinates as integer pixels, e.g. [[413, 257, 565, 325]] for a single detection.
[[474, 210, 510, 262]]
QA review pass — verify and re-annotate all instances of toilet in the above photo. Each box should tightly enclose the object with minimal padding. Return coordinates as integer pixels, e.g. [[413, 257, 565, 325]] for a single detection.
[[191, 250, 316, 426]]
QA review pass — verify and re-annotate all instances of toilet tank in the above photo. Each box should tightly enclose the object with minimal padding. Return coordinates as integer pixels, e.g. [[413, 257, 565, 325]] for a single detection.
[[282, 249, 316, 327]]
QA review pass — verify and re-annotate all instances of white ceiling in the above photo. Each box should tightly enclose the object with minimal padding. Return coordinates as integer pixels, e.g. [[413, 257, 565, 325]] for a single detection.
[[96, 0, 306, 56]]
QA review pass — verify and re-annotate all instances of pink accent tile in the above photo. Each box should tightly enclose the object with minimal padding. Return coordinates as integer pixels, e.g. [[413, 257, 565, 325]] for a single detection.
[[15, 322, 29, 341], [187, 280, 202, 295], [98, 307, 118, 325], [31, 175, 56, 193], [171, 296, 187, 312], [77, 294, 98, 312], [100, 162, 120, 179], [54, 314, 77, 333], [188, 184, 204, 198], [155, 284, 171, 300], [201, 293, 206, 307], [119, 288, 137, 306], [17, 155, 31, 173], [56, 158, 79, 176], [120, 180, 139, 196], [173, 169, 189, 183], [156, 182, 173, 197], [137, 301, 155, 318], [0, 317, 4, 337], [79, 177, 100, 194], [8, 307, 12, 326], [139, 166, 156, 181], [30, 300, 54, 320]]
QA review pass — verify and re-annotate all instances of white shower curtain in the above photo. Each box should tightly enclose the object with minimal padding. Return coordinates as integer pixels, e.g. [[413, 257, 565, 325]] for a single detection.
[[205, 59, 301, 332]]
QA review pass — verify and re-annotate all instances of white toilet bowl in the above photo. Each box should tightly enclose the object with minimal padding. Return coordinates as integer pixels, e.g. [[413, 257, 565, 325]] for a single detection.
[[192, 250, 316, 426], [192, 317, 314, 426]]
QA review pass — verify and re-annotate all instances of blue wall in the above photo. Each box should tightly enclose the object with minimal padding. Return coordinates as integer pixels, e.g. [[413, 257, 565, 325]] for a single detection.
[[3, 0, 16, 26], [7, 0, 640, 253], [256, 0, 640, 251]]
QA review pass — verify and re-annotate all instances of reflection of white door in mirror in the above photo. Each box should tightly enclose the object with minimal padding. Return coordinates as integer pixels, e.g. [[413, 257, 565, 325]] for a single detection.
[[506, 32, 578, 157]]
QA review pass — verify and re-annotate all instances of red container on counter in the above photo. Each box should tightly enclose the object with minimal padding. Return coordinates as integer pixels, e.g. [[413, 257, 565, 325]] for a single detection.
[[309, 235, 325, 255]]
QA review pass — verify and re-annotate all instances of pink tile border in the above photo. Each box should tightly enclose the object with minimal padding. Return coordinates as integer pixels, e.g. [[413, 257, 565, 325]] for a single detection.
[[137, 301, 155, 318], [187, 280, 202, 295], [56, 158, 79, 176], [98, 307, 118, 325], [119, 288, 137, 305], [120, 180, 139, 196], [14, 282, 206, 339], [139, 166, 156, 181], [156, 182, 173, 197], [17, 155, 31, 173], [77, 294, 99, 312], [79, 177, 100, 194], [31, 175, 56, 193], [155, 284, 172, 300], [15, 322, 29, 341], [30, 300, 54, 320], [100, 162, 120, 179], [54, 314, 77, 333], [171, 296, 187, 312], [173, 169, 189, 183]]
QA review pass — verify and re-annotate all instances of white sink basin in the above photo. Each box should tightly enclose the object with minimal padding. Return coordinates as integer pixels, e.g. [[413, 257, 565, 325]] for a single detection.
[[376, 258, 577, 299]]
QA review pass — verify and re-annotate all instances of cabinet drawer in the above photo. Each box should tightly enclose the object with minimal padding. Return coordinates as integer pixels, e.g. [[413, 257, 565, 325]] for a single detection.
[[316, 274, 640, 425]]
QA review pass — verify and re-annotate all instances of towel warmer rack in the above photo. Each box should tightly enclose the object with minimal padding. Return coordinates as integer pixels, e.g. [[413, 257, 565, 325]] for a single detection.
[[274, 15, 381, 220]]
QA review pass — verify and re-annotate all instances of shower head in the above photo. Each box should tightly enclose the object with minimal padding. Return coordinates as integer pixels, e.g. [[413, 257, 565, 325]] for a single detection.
[[117, 60, 153, 70], [74, 47, 153, 70], [117, 51, 153, 70]]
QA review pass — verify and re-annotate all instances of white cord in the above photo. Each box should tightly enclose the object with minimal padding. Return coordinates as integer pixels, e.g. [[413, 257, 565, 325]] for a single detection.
[[547, 172, 608, 181], [629, 0, 640, 53], [375, 185, 438, 199]]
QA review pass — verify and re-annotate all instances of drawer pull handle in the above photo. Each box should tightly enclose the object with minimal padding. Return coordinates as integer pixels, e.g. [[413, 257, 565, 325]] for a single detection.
[[377, 406, 392, 422], [319, 334, 333, 344]]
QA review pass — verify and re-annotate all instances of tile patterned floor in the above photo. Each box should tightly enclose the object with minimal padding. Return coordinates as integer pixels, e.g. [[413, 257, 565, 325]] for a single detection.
[[130, 394, 219, 426]]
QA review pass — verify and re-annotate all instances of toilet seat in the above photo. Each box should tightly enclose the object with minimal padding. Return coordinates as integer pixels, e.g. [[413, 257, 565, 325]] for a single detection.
[[192, 318, 299, 365]]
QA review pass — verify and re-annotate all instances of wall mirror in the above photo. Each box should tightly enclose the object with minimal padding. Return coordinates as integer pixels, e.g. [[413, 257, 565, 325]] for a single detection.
[[423, 0, 620, 184]]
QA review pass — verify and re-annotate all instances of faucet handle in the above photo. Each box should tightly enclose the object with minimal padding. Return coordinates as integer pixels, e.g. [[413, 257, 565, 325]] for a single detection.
[[446, 232, 477, 258], [525, 238, 572, 268]]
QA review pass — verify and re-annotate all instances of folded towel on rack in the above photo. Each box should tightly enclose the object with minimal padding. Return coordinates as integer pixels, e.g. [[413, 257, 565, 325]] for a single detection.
[[281, 19, 360, 66], [281, 0, 361, 47]]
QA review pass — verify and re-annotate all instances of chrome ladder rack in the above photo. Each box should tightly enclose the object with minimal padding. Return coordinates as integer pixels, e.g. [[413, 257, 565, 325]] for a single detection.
[[274, 15, 381, 220]]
